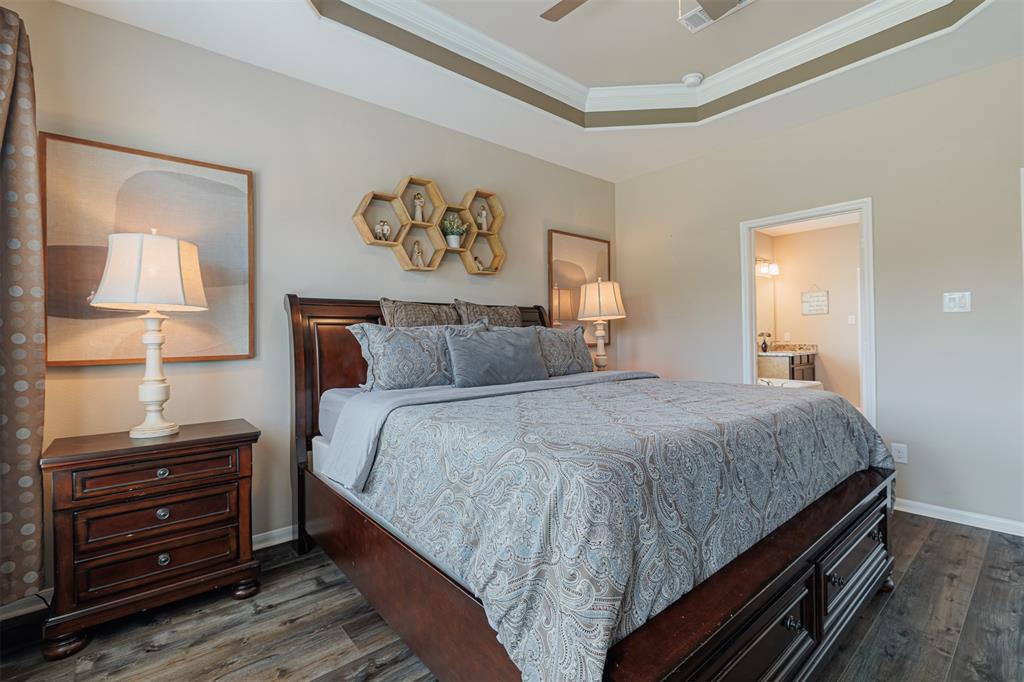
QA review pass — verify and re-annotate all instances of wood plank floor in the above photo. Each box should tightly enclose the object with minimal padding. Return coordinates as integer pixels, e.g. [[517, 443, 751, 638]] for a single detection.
[[2, 511, 1021, 681]]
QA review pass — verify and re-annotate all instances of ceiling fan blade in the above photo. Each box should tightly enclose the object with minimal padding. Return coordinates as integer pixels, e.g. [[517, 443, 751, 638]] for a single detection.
[[697, 0, 738, 20], [540, 0, 589, 22]]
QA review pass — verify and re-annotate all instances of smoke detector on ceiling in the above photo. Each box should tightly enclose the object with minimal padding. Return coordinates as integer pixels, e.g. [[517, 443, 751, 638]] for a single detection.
[[680, 72, 704, 87], [677, 0, 758, 34]]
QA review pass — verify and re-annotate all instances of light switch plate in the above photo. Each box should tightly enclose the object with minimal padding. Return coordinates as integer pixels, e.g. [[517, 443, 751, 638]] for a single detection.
[[783, 332, 791, 341], [847, 315, 856, 325], [890, 442, 908, 464], [943, 292, 971, 313]]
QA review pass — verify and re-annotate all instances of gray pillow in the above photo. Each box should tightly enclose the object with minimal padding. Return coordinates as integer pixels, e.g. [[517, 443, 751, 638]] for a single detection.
[[350, 321, 482, 391], [379, 297, 458, 327], [453, 298, 523, 327], [536, 325, 594, 377], [445, 326, 548, 388]]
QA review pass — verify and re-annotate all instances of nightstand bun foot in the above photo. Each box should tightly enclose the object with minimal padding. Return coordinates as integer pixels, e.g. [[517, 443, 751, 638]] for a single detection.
[[879, 574, 895, 593], [42, 630, 91, 660], [230, 577, 260, 600]]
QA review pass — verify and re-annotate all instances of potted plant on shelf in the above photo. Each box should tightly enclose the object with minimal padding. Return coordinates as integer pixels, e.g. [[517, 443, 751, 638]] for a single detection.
[[441, 213, 468, 248]]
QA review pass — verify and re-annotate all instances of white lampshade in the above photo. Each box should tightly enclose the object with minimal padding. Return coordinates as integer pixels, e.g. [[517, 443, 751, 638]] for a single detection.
[[91, 232, 208, 312], [578, 278, 626, 321]]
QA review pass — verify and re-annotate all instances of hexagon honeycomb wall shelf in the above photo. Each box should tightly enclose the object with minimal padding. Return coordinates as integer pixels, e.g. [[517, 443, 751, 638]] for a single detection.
[[460, 189, 505, 276], [352, 179, 506, 275]]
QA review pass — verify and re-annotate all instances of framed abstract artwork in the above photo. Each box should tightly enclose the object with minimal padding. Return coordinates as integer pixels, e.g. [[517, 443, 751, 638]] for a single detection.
[[41, 133, 255, 365], [547, 229, 612, 346]]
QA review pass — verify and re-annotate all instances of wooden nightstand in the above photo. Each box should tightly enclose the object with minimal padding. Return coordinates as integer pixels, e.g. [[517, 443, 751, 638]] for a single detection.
[[40, 419, 261, 660]]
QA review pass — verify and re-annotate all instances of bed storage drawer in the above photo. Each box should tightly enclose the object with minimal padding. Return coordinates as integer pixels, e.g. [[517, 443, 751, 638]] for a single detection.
[[75, 526, 238, 602], [74, 483, 238, 552], [711, 568, 816, 681], [819, 498, 887, 619]]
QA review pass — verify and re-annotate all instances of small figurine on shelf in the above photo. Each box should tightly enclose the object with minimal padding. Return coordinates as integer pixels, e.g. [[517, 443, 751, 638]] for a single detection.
[[412, 192, 425, 222], [412, 240, 426, 268], [476, 204, 489, 231], [473, 255, 486, 271], [374, 219, 392, 241], [758, 331, 772, 352]]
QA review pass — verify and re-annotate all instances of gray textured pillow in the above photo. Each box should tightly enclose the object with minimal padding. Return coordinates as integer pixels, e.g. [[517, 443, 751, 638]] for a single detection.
[[536, 325, 594, 377], [453, 299, 523, 327], [379, 297, 458, 327], [445, 326, 548, 388], [350, 321, 482, 391]]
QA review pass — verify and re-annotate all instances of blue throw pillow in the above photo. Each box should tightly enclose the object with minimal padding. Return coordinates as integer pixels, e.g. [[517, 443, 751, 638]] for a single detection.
[[349, 321, 483, 391], [445, 326, 549, 388]]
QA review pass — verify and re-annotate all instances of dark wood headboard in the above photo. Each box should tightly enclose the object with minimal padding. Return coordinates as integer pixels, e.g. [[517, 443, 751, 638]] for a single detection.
[[286, 295, 548, 456], [285, 295, 547, 552]]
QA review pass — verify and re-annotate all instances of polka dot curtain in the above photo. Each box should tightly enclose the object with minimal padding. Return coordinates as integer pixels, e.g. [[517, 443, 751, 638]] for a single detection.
[[0, 8, 43, 605]]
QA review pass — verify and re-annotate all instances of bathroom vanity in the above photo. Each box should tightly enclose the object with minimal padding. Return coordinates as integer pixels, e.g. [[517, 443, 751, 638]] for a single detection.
[[758, 344, 817, 381]]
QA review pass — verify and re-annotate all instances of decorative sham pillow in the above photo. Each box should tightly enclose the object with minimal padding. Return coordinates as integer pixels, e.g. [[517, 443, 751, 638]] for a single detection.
[[453, 298, 523, 327], [536, 325, 593, 377], [349, 321, 483, 391], [379, 297, 458, 327], [445, 326, 548, 388]]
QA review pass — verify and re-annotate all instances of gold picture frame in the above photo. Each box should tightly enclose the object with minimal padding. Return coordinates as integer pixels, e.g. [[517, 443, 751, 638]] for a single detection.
[[41, 133, 255, 366], [547, 229, 612, 347]]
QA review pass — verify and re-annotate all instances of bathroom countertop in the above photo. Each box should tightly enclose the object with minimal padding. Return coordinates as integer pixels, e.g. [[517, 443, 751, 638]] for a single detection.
[[758, 343, 817, 357]]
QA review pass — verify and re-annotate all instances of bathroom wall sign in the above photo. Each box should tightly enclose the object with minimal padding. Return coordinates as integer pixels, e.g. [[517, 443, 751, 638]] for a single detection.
[[801, 290, 829, 315]]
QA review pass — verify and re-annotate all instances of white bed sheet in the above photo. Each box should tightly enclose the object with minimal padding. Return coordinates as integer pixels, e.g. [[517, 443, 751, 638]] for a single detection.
[[318, 388, 361, 438]]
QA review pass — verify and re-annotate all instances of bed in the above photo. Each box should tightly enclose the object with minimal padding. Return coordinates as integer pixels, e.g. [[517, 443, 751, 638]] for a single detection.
[[287, 295, 896, 681]]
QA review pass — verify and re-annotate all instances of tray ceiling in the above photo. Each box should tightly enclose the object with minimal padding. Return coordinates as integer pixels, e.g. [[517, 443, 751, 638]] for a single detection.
[[57, 0, 1021, 181], [326, 0, 987, 125], [423, 0, 873, 88]]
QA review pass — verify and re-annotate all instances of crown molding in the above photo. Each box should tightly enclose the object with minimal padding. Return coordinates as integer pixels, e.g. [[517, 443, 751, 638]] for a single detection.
[[341, 0, 957, 114], [342, 0, 589, 109], [586, 0, 953, 112]]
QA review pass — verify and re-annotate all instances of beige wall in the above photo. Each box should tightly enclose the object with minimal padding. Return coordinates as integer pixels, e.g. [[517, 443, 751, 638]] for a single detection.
[[616, 58, 1024, 523], [772, 224, 861, 405], [17, 1, 616, 537]]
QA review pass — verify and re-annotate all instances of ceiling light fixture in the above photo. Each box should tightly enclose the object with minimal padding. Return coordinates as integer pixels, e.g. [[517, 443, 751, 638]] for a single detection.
[[678, 0, 760, 33], [680, 72, 704, 87]]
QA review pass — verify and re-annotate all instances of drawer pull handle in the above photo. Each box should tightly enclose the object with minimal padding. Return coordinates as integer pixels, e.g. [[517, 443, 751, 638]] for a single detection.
[[782, 615, 804, 632], [829, 573, 846, 588], [155, 507, 171, 521], [157, 553, 171, 567], [869, 529, 884, 544], [156, 468, 170, 479]]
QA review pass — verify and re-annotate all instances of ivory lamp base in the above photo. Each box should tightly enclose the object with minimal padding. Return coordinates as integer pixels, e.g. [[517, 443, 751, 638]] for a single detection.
[[128, 311, 179, 440], [129, 421, 180, 439]]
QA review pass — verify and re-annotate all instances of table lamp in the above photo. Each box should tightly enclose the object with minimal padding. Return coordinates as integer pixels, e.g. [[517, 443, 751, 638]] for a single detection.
[[90, 231, 207, 438], [578, 277, 626, 370]]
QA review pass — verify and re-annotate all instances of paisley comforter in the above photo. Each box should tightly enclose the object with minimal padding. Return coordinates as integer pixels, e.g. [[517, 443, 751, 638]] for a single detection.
[[329, 375, 892, 680]]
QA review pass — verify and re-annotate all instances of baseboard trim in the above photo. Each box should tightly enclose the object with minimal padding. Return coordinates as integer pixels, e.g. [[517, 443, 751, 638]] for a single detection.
[[895, 498, 1024, 537], [253, 525, 296, 550]]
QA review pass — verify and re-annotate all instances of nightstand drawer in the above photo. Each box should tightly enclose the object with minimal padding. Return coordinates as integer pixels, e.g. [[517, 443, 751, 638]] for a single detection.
[[74, 483, 238, 553], [70, 449, 239, 503], [76, 526, 238, 602]]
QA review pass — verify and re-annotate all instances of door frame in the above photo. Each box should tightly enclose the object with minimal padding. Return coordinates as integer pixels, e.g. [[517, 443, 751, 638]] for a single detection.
[[739, 198, 876, 425]]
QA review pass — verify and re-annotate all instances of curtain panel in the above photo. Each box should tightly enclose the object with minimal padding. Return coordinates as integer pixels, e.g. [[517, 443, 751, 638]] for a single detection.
[[0, 7, 43, 605]]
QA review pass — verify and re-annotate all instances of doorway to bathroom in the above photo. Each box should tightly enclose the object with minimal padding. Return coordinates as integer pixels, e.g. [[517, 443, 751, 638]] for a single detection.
[[739, 199, 876, 424]]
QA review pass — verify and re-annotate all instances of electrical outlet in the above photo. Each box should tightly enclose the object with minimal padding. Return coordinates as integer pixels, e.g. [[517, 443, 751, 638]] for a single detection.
[[783, 332, 791, 341], [890, 442, 908, 464], [943, 292, 971, 313]]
